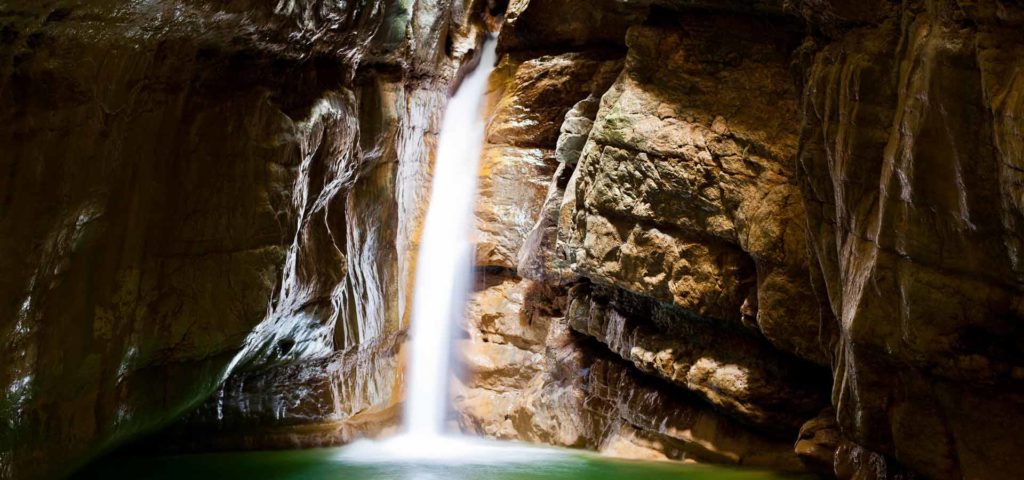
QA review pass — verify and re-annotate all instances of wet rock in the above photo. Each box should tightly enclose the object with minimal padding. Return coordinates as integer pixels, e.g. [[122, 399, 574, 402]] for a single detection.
[[0, 0, 491, 477], [130, 332, 404, 452], [518, 87, 620, 284], [475, 52, 623, 269], [5, 1, 1024, 480], [465, 5, 826, 472], [456, 285, 808, 471], [795, 409, 922, 480], [798, 2, 1024, 478], [794, 409, 842, 475], [833, 442, 922, 480], [475, 144, 557, 268]]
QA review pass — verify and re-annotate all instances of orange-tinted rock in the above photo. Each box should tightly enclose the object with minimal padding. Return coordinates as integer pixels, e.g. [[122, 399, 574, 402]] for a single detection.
[[475, 52, 623, 269], [462, 9, 826, 472], [456, 277, 807, 471], [4, 1, 1024, 480]]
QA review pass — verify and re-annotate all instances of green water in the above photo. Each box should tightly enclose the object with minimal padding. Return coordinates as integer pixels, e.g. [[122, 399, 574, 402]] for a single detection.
[[75, 439, 807, 480]]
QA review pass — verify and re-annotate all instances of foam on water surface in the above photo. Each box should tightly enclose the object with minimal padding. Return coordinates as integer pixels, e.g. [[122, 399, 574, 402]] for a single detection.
[[338, 435, 570, 465]]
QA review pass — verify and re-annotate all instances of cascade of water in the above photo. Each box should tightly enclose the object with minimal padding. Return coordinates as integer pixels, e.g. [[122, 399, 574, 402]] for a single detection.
[[403, 37, 497, 437]]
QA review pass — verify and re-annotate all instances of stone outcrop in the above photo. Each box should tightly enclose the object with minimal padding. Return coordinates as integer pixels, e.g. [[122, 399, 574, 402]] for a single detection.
[[566, 284, 829, 435], [796, 409, 921, 480], [130, 330, 405, 453], [456, 275, 806, 471], [475, 50, 623, 269], [462, 1, 1024, 480], [460, 1, 831, 473], [565, 16, 825, 366]]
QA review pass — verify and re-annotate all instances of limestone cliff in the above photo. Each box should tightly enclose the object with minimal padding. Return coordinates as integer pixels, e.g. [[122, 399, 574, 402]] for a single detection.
[[1, 1, 1022, 479], [799, 2, 1024, 478], [462, 1, 1024, 479]]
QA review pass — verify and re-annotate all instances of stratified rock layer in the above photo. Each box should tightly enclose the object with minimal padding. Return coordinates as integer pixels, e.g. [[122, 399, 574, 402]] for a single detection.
[[460, 3, 829, 473], [566, 284, 829, 435], [463, 1, 1024, 479], [457, 276, 806, 471]]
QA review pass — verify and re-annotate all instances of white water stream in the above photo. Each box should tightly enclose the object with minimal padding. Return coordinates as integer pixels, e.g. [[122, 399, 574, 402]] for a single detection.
[[403, 38, 497, 437], [339, 38, 516, 466]]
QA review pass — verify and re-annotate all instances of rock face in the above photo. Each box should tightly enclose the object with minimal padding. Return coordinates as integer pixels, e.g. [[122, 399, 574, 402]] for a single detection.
[[460, 2, 831, 472], [567, 17, 824, 365], [456, 276, 806, 470], [799, 2, 1024, 478], [1, 0, 1023, 479], [0, 1, 491, 478], [462, 1, 1024, 480]]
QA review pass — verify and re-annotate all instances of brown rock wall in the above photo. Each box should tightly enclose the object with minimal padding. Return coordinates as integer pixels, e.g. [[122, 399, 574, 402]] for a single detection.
[[3, 1, 1023, 479], [567, 18, 825, 365], [461, 3, 830, 473], [0, 0, 491, 477], [799, 2, 1024, 478], [465, 1, 1024, 479], [456, 276, 807, 471]]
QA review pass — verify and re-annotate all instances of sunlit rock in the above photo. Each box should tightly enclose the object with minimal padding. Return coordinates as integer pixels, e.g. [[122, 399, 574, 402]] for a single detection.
[[566, 284, 829, 434], [3, 1, 1024, 479], [566, 18, 825, 365]]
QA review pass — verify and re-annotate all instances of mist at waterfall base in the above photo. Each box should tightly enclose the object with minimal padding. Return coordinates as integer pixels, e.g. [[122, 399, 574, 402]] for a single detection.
[[74, 39, 809, 480], [333, 34, 500, 463]]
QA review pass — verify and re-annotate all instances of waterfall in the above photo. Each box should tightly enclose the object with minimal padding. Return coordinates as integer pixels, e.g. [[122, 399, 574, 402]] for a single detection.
[[336, 39, 516, 464], [403, 37, 497, 437]]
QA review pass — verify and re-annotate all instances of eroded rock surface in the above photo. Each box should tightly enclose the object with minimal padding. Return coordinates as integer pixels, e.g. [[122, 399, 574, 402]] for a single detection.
[[799, 3, 1024, 478], [2, 0, 1023, 479], [457, 276, 806, 471], [0, 1, 491, 477], [462, 1, 1024, 479], [566, 284, 829, 435], [475, 51, 623, 269], [460, 2, 831, 473], [567, 18, 825, 365]]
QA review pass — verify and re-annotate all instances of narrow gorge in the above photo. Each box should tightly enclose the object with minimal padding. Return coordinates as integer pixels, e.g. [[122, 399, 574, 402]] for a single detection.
[[1, 1, 1022, 479]]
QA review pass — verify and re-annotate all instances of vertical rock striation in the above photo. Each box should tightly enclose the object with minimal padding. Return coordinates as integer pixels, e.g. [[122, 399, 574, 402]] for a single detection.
[[0, 0, 492, 477], [798, 1, 1024, 478]]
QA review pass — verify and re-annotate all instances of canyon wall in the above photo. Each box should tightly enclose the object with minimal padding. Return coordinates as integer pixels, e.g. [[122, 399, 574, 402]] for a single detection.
[[1, 0, 1022, 479], [0, 1, 493, 478], [461, 0, 1024, 479]]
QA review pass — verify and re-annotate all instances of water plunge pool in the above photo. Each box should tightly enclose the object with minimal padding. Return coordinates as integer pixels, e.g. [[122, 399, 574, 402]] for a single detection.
[[75, 437, 809, 480]]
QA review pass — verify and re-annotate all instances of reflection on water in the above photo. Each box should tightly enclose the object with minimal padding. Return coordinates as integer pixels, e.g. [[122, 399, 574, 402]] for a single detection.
[[76, 438, 809, 480]]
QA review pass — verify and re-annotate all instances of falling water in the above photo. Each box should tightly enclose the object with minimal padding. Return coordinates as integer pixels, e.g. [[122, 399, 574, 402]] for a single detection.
[[403, 37, 497, 437]]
